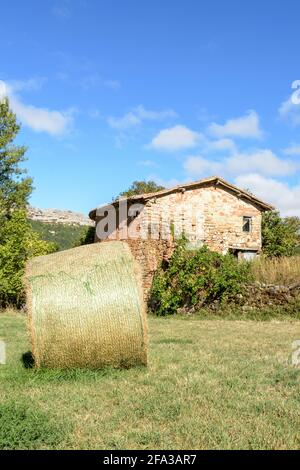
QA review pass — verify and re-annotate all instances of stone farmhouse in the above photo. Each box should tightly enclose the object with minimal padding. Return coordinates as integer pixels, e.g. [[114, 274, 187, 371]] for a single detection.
[[89, 176, 273, 295]]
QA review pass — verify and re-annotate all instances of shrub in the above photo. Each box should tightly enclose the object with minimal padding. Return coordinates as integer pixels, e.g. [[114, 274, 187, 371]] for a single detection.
[[149, 240, 252, 315], [0, 210, 57, 307]]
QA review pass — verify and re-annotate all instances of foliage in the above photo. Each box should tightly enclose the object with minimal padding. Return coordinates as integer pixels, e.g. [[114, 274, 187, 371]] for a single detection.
[[262, 211, 300, 257], [0, 98, 32, 219], [75, 225, 95, 246], [29, 220, 93, 251], [149, 240, 252, 315], [0, 98, 56, 307], [117, 180, 165, 199], [0, 211, 56, 307]]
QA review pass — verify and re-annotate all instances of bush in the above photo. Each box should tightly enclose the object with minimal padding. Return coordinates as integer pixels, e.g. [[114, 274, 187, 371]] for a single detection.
[[149, 240, 252, 315], [0, 210, 57, 307]]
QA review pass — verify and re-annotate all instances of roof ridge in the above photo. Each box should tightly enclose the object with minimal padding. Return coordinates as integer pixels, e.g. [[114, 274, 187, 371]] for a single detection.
[[89, 175, 274, 220]]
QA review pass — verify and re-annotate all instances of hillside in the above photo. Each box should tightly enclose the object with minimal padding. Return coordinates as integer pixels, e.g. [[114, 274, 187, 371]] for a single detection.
[[28, 207, 95, 251]]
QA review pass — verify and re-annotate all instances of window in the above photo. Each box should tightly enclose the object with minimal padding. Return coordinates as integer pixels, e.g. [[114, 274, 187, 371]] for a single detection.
[[243, 216, 252, 232]]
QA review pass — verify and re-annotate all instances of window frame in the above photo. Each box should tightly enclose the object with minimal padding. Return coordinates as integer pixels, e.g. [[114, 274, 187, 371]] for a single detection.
[[242, 216, 252, 233]]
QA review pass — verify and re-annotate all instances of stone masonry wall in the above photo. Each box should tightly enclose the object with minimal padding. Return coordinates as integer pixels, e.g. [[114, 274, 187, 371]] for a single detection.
[[94, 184, 262, 297]]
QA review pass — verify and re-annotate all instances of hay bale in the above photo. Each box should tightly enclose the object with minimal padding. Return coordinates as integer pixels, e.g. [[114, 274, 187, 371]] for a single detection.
[[26, 241, 147, 369]]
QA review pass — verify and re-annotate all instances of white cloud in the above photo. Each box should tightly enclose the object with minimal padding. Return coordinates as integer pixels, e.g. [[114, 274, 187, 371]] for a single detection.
[[183, 141, 299, 216], [147, 175, 181, 189], [149, 125, 202, 152], [107, 105, 177, 130], [184, 156, 222, 178], [227, 149, 297, 177], [7, 77, 47, 93], [11, 98, 74, 135], [134, 105, 177, 121], [184, 149, 297, 179], [108, 112, 140, 130], [235, 174, 300, 217], [0, 79, 73, 135], [208, 110, 262, 139], [0, 81, 8, 99], [206, 138, 236, 152], [283, 144, 300, 156]]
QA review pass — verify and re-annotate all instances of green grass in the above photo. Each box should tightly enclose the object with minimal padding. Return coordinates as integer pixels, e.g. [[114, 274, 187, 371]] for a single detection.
[[0, 310, 300, 449]]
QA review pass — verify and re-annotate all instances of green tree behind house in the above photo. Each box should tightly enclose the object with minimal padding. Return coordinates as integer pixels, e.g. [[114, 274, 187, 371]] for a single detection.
[[116, 180, 165, 199], [262, 211, 300, 257]]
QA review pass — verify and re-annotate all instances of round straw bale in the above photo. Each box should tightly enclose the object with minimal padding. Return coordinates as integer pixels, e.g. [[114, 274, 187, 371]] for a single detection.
[[25, 241, 147, 369]]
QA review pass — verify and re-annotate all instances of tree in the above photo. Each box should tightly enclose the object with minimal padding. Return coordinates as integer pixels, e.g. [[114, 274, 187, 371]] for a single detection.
[[116, 180, 165, 199], [0, 97, 56, 307], [75, 225, 96, 247], [0, 211, 56, 307], [0, 98, 32, 220], [262, 211, 300, 257]]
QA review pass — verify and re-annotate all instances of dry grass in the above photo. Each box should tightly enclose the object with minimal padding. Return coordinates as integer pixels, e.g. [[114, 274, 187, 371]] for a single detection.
[[251, 256, 300, 286]]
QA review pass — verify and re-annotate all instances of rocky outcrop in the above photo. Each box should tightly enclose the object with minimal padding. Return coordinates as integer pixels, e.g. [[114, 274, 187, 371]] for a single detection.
[[27, 206, 94, 227]]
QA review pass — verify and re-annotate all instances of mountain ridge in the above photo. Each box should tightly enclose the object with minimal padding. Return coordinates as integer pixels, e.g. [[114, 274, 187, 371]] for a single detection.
[[27, 206, 94, 227]]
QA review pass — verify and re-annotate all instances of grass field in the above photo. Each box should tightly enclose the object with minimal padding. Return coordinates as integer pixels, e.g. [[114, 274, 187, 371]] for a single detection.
[[0, 310, 300, 450]]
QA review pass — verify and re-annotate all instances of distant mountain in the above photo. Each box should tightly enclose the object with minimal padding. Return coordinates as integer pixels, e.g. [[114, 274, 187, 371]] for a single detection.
[[27, 206, 94, 227], [27, 207, 95, 251]]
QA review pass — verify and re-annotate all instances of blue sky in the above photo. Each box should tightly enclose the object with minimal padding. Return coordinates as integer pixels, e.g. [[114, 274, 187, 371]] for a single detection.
[[0, 0, 300, 216]]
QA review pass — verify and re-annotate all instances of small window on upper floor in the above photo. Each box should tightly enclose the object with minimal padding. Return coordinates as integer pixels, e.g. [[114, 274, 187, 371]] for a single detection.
[[243, 216, 252, 232]]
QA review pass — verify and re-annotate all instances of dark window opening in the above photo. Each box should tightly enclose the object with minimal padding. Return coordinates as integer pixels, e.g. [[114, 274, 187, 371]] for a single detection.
[[243, 216, 252, 232]]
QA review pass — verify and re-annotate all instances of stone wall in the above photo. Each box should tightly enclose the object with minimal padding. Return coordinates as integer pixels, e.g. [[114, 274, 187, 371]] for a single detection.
[[243, 282, 300, 308], [95, 184, 263, 296]]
